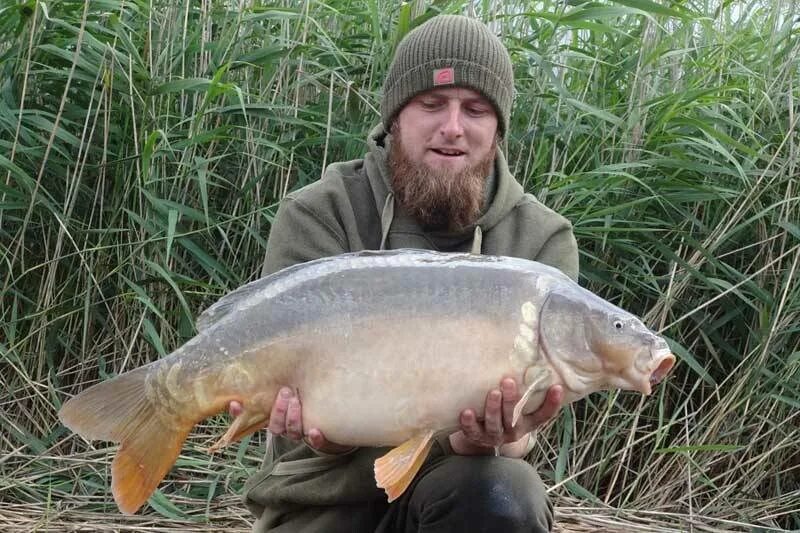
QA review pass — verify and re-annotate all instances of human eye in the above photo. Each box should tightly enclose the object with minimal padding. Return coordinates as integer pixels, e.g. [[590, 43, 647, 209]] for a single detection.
[[419, 98, 443, 110], [465, 103, 491, 117]]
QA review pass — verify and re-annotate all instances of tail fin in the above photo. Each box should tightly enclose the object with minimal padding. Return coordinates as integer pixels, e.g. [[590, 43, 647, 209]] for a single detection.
[[59, 367, 192, 514]]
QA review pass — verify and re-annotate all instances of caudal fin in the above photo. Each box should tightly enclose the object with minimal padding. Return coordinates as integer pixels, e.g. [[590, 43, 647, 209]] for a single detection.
[[59, 367, 192, 514]]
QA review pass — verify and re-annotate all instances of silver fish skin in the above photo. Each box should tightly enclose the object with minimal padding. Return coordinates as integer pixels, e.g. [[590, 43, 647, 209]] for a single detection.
[[58, 249, 675, 514]]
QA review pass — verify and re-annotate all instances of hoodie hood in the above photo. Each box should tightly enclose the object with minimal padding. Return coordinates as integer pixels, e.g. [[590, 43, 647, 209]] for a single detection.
[[363, 124, 526, 253]]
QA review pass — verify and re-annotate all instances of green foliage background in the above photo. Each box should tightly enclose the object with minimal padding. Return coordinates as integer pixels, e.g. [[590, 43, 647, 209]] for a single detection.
[[0, 0, 797, 529]]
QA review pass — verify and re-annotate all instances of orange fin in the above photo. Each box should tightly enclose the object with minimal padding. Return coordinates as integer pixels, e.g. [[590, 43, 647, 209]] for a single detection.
[[512, 366, 552, 427], [111, 421, 192, 514], [209, 398, 270, 452], [59, 366, 152, 443], [58, 365, 194, 514], [374, 430, 435, 502]]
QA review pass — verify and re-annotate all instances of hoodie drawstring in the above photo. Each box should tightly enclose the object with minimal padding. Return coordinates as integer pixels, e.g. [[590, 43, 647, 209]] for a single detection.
[[379, 193, 394, 251], [470, 225, 483, 254]]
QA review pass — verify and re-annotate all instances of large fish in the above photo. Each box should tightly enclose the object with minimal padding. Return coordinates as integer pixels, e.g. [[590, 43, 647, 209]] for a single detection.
[[59, 249, 675, 514]]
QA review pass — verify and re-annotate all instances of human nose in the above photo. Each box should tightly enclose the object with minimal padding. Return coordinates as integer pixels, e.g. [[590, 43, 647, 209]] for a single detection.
[[439, 102, 464, 138]]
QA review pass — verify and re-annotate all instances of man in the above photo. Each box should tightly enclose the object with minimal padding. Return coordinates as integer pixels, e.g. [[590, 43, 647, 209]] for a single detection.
[[237, 14, 579, 532]]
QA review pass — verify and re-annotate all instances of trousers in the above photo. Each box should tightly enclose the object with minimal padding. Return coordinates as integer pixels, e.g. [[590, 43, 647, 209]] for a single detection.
[[251, 455, 553, 533]]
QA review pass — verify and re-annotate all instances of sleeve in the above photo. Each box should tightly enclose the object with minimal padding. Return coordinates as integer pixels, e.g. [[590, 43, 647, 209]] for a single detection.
[[260, 194, 349, 277]]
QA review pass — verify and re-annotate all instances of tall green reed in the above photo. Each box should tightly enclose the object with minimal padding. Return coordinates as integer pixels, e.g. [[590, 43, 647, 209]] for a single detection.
[[1, 0, 797, 529]]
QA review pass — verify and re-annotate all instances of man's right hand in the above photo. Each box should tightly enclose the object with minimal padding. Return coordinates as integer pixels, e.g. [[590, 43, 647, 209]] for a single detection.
[[228, 387, 353, 454]]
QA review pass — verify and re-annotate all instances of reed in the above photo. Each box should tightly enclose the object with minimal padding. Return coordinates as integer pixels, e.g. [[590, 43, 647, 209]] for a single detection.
[[1, 0, 797, 530]]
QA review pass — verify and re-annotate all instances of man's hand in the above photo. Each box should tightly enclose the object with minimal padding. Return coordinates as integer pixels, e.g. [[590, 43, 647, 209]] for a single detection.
[[449, 379, 563, 457], [228, 388, 352, 454]]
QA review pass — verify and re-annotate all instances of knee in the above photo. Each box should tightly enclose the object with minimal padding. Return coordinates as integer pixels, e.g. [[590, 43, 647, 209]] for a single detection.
[[465, 457, 552, 530], [414, 456, 553, 532]]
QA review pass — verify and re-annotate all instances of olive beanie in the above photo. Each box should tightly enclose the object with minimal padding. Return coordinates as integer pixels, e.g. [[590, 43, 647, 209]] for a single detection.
[[381, 15, 514, 136]]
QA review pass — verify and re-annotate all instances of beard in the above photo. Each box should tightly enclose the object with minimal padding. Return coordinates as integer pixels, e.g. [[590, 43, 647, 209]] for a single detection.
[[388, 127, 496, 232]]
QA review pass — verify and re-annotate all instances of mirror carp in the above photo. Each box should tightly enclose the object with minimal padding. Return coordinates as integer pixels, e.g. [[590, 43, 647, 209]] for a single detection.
[[59, 249, 675, 514]]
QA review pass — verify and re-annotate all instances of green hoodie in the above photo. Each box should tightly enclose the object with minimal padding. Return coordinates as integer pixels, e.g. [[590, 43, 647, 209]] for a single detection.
[[243, 125, 579, 527]]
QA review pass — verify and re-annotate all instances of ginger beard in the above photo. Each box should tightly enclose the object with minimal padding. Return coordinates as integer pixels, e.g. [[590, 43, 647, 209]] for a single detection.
[[388, 124, 497, 232]]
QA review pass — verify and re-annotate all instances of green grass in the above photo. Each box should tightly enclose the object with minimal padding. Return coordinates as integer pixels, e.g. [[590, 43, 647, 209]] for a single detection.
[[1, 0, 798, 530]]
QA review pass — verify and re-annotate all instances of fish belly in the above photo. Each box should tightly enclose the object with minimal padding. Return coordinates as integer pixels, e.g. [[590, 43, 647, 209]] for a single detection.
[[290, 314, 523, 446], [186, 250, 550, 445]]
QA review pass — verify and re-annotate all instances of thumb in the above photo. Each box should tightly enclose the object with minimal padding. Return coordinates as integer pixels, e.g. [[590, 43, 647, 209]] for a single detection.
[[306, 428, 355, 454], [229, 400, 243, 418], [527, 385, 563, 428]]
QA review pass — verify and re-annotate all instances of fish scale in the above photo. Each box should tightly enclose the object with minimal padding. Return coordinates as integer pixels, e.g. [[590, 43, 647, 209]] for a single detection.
[[58, 249, 675, 514]]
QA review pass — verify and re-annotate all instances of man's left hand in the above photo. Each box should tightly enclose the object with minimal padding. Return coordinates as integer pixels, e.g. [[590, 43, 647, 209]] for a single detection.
[[449, 378, 563, 457]]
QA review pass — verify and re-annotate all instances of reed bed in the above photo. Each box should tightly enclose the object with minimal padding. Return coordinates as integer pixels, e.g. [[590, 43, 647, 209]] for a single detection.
[[1, 0, 797, 530]]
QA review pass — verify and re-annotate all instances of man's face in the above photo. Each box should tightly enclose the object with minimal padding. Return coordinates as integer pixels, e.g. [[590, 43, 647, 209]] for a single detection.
[[388, 87, 499, 232], [394, 87, 499, 173]]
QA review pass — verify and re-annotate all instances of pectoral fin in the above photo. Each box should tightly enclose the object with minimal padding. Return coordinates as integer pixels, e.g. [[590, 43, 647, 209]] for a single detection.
[[512, 366, 553, 427], [209, 394, 271, 452], [374, 430, 435, 502]]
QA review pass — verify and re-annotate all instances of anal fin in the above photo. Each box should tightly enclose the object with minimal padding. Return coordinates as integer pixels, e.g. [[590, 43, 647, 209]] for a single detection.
[[209, 397, 270, 452], [374, 430, 435, 502]]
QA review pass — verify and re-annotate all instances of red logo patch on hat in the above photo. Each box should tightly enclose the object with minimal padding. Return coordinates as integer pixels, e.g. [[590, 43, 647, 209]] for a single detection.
[[433, 67, 454, 86]]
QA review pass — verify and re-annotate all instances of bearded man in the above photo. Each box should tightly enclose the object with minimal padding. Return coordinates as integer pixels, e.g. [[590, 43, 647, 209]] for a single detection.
[[237, 14, 579, 533]]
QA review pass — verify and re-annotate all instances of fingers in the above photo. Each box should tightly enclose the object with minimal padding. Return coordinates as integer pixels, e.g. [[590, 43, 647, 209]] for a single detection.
[[306, 428, 327, 450], [242, 386, 348, 454], [483, 389, 504, 441], [459, 408, 483, 443], [306, 428, 354, 454], [458, 386, 505, 448], [228, 400, 243, 418], [500, 378, 520, 430], [285, 397, 303, 440], [537, 384, 564, 422], [268, 387, 303, 440], [458, 378, 551, 451]]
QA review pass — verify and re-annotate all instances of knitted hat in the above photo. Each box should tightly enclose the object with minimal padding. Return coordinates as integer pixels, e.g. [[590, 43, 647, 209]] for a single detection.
[[381, 15, 514, 136]]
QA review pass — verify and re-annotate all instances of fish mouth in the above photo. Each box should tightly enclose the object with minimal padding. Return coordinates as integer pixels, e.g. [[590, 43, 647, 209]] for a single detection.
[[631, 344, 674, 395], [648, 349, 675, 387]]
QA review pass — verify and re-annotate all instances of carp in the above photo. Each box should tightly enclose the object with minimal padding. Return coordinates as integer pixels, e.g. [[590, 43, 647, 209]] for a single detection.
[[58, 249, 675, 514]]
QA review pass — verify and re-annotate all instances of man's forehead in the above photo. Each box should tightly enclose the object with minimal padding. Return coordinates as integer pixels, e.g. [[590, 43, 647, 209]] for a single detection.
[[414, 87, 490, 103]]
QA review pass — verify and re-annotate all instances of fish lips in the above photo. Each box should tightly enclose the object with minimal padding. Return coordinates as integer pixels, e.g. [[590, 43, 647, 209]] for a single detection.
[[634, 345, 675, 395], [649, 347, 675, 386]]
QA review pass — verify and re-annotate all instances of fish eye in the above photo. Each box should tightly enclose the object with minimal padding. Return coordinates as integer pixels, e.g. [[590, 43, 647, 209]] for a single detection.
[[613, 320, 624, 330]]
